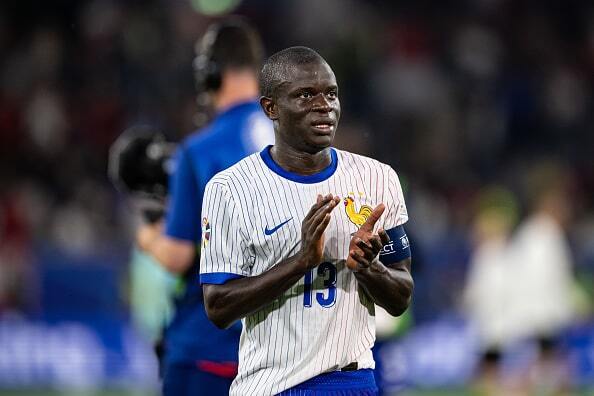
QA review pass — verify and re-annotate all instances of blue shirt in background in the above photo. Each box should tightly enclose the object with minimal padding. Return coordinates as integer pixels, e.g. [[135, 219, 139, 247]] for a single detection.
[[163, 100, 274, 366]]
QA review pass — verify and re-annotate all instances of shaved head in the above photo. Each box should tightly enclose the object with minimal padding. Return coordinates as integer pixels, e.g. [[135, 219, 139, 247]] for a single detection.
[[259, 46, 328, 97]]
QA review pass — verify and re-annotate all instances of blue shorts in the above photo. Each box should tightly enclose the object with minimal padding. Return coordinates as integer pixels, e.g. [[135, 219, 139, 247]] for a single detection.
[[277, 369, 378, 396]]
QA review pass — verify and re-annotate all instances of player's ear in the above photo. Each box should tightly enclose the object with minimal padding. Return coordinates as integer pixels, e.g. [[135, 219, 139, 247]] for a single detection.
[[260, 96, 278, 120]]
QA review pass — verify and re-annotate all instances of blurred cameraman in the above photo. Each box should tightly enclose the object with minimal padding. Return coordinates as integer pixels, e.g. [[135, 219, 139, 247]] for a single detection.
[[136, 18, 273, 396]]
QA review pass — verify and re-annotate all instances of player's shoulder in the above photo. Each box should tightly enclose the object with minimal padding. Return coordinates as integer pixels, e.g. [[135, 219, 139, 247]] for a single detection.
[[335, 148, 395, 175]]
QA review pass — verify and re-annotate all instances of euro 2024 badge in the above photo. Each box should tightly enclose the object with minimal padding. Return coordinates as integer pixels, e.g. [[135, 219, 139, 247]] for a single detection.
[[201, 217, 210, 249]]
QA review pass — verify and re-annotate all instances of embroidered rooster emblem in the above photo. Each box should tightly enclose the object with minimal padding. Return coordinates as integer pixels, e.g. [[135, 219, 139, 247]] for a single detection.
[[344, 195, 373, 227]]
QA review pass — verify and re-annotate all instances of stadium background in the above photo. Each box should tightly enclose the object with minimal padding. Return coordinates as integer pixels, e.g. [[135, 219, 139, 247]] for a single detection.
[[0, 0, 593, 394]]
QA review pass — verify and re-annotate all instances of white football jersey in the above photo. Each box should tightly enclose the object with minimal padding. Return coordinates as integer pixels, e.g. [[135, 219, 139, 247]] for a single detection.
[[200, 146, 408, 396]]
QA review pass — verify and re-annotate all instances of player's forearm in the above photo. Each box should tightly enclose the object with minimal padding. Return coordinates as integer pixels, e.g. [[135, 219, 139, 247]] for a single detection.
[[137, 223, 194, 274], [353, 258, 413, 317], [203, 254, 308, 329]]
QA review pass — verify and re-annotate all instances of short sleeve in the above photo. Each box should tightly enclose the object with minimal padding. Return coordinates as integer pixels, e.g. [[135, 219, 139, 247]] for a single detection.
[[382, 166, 409, 229], [164, 146, 201, 243], [199, 179, 250, 285]]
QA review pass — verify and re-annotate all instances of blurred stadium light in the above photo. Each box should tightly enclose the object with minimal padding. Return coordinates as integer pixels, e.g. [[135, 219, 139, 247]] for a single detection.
[[189, 0, 242, 16]]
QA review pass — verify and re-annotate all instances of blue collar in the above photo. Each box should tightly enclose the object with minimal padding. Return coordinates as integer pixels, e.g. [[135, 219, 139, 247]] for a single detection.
[[260, 145, 338, 184]]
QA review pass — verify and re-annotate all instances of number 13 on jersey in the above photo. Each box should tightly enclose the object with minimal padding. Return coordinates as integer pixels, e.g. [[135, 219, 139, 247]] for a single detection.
[[303, 261, 337, 308]]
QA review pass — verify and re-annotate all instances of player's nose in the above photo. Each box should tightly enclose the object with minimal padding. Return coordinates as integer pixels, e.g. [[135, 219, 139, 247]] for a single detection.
[[311, 93, 332, 113]]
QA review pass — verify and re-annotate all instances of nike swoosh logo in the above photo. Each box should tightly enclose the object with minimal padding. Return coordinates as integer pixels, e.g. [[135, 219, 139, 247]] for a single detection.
[[264, 218, 293, 236]]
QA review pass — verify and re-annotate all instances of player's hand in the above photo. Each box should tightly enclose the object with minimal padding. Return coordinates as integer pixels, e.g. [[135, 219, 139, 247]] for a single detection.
[[346, 203, 387, 271], [298, 194, 340, 270], [137, 221, 164, 251]]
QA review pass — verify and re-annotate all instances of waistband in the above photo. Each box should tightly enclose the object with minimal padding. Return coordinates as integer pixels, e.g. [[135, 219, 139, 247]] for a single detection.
[[277, 369, 377, 395]]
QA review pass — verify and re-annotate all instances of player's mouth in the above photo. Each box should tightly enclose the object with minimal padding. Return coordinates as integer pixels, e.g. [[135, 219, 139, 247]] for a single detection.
[[310, 120, 336, 134]]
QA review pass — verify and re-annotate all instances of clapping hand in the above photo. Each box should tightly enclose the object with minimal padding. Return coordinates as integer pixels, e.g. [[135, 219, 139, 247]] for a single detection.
[[346, 203, 390, 271]]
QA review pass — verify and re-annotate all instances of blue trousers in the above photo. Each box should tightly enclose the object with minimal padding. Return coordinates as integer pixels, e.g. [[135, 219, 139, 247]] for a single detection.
[[162, 363, 233, 396]]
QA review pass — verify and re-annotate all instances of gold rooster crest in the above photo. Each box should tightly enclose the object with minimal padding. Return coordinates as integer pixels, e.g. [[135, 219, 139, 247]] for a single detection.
[[343, 194, 373, 227]]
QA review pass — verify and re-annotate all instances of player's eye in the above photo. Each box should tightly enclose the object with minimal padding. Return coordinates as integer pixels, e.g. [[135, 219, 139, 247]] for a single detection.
[[299, 91, 312, 99], [326, 91, 337, 100]]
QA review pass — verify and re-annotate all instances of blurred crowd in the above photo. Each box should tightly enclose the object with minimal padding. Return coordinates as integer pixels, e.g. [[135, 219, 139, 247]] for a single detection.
[[0, 0, 593, 389]]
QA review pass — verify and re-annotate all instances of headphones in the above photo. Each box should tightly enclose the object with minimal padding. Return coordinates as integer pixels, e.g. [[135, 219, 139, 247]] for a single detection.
[[193, 23, 224, 92]]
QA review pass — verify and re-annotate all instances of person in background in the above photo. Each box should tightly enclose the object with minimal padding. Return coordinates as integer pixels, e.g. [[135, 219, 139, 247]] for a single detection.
[[136, 18, 274, 395], [508, 163, 577, 395], [464, 164, 579, 396], [462, 186, 519, 395]]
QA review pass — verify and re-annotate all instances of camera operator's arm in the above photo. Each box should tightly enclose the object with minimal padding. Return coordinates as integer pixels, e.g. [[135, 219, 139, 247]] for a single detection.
[[137, 146, 200, 274], [137, 223, 195, 274]]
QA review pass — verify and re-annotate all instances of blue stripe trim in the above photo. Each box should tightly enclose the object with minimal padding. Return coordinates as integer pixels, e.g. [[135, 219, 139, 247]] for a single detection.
[[259, 145, 338, 184], [199, 272, 245, 285], [278, 369, 377, 393]]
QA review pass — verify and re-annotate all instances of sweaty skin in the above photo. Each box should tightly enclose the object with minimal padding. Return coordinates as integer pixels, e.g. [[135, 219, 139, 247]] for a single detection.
[[203, 59, 413, 328]]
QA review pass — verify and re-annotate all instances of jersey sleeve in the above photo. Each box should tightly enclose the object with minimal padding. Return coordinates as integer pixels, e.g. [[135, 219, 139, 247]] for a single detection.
[[199, 178, 251, 285], [164, 146, 201, 243], [382, 166, 409, 229]]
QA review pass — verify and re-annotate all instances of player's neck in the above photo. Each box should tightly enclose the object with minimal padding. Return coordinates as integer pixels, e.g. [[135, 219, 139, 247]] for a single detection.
[[213, 70, 259, 111], [270, 143, 333, 176]]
